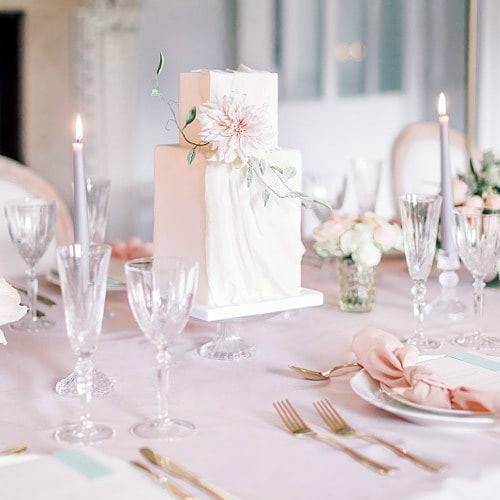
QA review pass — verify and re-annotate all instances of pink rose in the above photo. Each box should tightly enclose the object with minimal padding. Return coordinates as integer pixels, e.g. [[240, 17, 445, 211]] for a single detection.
[[453, 178, 468, 205], [313, 219, 347, 243], [484, 193, 500, 210], [464, 195, 484, 210]]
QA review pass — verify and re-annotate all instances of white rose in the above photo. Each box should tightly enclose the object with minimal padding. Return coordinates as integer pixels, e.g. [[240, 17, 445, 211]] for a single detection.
[[0, 279, 28, 342], [373, 223, 399, 252], [352, 242, 382, 267], [339, 229, 361, 256]]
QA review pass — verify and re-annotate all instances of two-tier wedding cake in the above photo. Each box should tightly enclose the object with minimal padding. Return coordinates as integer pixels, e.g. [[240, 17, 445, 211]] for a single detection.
[[154, 67, 306, 309]]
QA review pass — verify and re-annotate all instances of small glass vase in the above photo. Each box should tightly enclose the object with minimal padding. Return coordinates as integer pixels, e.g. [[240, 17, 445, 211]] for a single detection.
[[337, 259, 375, 313]]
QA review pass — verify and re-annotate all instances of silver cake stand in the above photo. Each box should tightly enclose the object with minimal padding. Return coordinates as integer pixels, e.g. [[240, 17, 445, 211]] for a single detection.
[[191, 288, 323, 361]]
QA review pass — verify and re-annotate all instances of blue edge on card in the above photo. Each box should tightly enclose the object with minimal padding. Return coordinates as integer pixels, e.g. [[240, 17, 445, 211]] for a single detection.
[[448, 351, 500, 372], [54, 450, 113, 480]]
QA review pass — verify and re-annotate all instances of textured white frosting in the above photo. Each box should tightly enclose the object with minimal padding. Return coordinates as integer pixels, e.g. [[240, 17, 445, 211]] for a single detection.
[[204, 150, 304, 306]]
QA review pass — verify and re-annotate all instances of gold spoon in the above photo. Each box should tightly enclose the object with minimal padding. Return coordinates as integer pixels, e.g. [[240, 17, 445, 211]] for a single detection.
[[289, 362, 361, 381], [0, 446, 28, 456]]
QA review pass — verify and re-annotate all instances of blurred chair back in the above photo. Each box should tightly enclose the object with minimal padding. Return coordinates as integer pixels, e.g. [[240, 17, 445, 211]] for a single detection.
[[0, 155, 73, 277], [391, 122, 470, 213]]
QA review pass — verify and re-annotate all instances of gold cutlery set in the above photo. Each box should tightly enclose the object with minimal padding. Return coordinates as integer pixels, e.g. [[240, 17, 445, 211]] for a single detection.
[[132, 447, 235, 500], [273, 398, 447, 476]]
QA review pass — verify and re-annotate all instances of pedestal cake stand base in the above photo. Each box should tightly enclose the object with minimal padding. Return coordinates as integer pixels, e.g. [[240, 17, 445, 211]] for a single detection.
[[192, 288, 324, 361]]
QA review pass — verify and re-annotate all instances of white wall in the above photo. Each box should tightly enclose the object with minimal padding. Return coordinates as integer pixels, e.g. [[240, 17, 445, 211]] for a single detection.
[[132, 0, 234, 238]]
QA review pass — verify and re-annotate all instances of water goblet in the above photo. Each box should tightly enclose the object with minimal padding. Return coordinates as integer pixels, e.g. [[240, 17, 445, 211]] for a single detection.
[[86, 177, 111, 244], [55, 177, 113, 397], [54, 243, 113, 445], [4, 198, 56, 333], [305, 171, 348, 222], [351, 158, 382, 214], [125, 257, 199, 440], [451, 210, 500, 350], [399, 194, 442, 350]]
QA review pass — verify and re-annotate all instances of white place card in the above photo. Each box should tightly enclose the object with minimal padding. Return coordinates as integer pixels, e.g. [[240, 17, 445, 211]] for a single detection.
[[0, 448, 173, 500], [419, 353, 500, 391]]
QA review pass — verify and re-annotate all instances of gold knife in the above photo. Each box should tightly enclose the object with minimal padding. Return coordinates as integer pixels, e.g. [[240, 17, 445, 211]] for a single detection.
[[131, 460, 195, 500], [140, 448, 237, 500]]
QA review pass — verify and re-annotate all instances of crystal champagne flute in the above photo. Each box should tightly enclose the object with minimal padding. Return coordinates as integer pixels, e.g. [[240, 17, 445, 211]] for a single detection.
[[4, 198, 56, 333], [54, 243, 113, 444], [399, 194, 442, 349], [452, 210, 500, 350], [125, 257, 199, 439], [55, 177, 113, 397]]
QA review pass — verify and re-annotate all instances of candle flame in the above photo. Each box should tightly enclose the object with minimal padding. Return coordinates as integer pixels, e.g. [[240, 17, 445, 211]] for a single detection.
[[437, 92, 447, 116], [75, 114, 83, 142]]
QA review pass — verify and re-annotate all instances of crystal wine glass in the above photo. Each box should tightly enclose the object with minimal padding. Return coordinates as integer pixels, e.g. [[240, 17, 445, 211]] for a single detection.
[[399, 194, 442, 349], [55, 177, 113, 397], [304, 172, 348, 222], [54, 243, 113, 445], [351, 158, 382, 214], [451, 209, 500, 350], [4, 198, 56, 333], [125, 257, 199, 439]]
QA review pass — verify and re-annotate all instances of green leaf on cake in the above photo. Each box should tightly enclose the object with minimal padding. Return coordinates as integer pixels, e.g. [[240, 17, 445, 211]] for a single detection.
[[262, 189, 270, 206], [187, 147, 197, 165], [185, 107, 197, 127], [246, 167, 254, 187], [156, 52, 165, 76], [287, 191, 306, 198], [259, 160, 267, 175], [283, 166, 297, 180], [270, 165, 284, 175]]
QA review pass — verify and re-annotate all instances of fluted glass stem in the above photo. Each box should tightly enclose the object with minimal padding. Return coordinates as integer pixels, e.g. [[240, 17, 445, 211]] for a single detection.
[[411, 279, 426, 340], [26, 267, 38, 324], [156, 348, 171, 422], [471, 276, 485, 342], [75, 356, 94, 431]]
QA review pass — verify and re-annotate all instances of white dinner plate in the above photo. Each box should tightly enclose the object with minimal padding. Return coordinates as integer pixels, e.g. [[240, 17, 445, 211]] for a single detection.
[[350, 370, 496, 427], [46, 267, 126, 292], [380, 384, 491, 417]]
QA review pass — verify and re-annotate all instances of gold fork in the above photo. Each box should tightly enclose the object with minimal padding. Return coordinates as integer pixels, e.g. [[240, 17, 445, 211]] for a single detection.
[[273, 399, 397, 476], [313, 399, 447, 473]]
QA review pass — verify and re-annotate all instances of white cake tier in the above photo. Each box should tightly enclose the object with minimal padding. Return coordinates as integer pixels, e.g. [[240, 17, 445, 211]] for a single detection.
[[179, 68, 278, 149], [154, 146, 304, 308]]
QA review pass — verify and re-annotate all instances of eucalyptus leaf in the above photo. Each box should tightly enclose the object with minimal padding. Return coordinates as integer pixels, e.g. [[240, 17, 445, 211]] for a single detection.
[[283, 166, 297, 181], [270, 165, 284, 175], [156, 52, 165, 76], [259, 160, 267, 175], [187, 147, 196, 165], [262, 189, 270, 206], [246, 167, 254, 187], [185, 106, 197, 127]]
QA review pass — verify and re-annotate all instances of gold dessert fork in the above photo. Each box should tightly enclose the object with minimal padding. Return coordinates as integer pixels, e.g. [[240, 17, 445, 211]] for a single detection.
[[313, 399, 447, 473], [273, 399, 397, 476], [288, 362, 361, 381]]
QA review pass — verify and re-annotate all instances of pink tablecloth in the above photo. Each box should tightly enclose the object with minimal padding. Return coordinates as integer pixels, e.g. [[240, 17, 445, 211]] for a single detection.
[[2, 259, 500, 500]]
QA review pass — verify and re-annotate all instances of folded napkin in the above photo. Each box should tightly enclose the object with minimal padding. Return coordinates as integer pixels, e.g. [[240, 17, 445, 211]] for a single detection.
[[352, 327, 500, 413]]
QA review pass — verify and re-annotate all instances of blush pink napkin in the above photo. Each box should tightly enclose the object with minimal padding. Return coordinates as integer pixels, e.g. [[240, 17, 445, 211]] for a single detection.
[[352, 327, 500, 413]]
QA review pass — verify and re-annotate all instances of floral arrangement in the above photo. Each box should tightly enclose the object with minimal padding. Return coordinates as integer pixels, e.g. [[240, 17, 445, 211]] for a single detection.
[[111, 237, 153, 261], [313, 212, 403, 268], [0, 279, 27, 344], [453, 151, 500, 211], [152, 53, 328, 209]]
